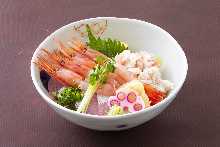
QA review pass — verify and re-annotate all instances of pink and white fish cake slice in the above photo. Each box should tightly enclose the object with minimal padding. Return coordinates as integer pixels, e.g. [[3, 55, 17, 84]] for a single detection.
[[107, 91, 145, 113]]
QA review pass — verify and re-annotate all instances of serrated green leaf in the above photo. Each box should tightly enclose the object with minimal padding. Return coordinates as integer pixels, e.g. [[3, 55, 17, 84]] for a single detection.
[[86, 24, 127, 58]]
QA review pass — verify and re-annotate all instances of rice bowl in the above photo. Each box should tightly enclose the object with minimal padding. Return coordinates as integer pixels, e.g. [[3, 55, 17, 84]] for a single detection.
[[31, 17, 188, 130]]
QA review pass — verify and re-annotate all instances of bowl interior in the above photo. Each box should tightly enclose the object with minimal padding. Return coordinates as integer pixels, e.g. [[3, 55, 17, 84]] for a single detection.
[[31, 17, 188, 117]]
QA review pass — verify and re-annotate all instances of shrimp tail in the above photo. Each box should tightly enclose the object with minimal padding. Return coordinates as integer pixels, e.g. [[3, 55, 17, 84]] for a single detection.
[[34, 56, 67, 85], [54, 38, 75, 58]]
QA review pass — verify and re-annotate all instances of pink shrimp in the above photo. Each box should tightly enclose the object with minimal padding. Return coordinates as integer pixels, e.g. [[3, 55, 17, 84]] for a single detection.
[[41, 49, 92, 78], [73, 55, 96, 69], [35, 55, 83, 86], [71, 39, 106, 58], [58, 38, 107, 61]]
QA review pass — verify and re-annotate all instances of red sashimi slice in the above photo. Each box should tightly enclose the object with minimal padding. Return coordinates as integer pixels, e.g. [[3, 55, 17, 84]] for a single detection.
[[86, 94, 109, 115], [86, 94, 99, 115]]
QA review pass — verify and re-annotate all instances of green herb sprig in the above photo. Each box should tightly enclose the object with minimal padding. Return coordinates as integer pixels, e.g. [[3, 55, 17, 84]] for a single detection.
[[86, 24, 127, 58], [77, 58, 115, 113]]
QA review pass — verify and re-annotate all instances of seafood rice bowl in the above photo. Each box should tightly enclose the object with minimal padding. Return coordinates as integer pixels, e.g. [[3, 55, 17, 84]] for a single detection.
[[31, 17, 188, 130]]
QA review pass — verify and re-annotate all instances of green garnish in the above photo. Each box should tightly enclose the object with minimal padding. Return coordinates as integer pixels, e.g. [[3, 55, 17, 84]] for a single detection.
[[95, 56, 107, 65], [108, 105, 124, 116], [89, 58, 115, 85], [77, 58, 115, 113], [55, 87, 83, 110], [86, 24, 127, 58]]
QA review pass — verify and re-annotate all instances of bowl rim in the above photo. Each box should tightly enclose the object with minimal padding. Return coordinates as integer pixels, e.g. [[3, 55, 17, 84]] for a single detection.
[[31, 17, 188, 120]]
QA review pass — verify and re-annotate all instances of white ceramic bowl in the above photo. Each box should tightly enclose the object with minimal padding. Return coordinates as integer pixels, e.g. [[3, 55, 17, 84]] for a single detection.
[[31, 17, 188, 131]]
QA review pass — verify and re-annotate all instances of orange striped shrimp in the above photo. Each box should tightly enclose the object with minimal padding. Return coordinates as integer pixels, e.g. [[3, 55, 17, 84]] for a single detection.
[[55, 38, 106, 61], [35, 55, 83, 86], [41, 49, 94, 78]]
